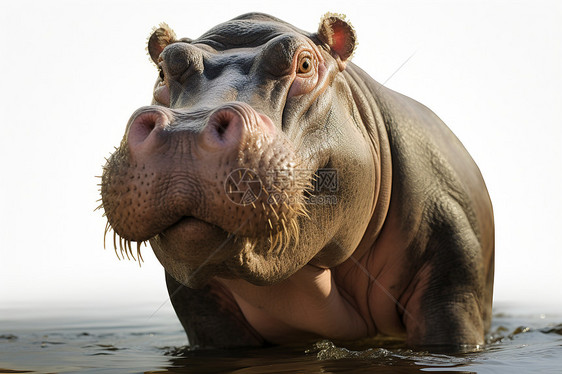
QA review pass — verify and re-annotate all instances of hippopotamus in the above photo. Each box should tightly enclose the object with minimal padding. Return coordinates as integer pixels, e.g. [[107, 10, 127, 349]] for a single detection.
[[100, 12, 494, 350]]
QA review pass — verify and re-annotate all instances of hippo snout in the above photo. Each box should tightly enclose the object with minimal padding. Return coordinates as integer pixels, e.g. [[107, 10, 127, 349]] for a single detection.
[[102, 100, 308, 258]]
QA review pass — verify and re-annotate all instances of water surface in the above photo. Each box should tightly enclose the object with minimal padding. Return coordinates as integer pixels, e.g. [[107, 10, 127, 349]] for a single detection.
[[1, 302, 560, 373]]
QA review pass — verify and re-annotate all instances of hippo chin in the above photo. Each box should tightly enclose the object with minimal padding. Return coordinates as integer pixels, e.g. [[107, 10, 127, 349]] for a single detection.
[[101, 12, 494, 350]]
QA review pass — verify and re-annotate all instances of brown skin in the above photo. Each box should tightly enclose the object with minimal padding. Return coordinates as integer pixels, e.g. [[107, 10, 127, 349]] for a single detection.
[[101, 13, 494, 350]]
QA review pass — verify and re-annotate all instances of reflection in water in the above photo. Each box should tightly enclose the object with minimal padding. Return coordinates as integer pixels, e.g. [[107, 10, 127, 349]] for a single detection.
[[0, 304, 561, 373]]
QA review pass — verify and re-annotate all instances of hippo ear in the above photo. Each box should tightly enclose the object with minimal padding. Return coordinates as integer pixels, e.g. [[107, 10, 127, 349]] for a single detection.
[[316, 13, 357, 70], [147, 23, 177, 64]]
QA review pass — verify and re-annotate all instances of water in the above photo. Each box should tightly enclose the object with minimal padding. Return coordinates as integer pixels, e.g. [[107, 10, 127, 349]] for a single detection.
[[1, 302, 561, 373]]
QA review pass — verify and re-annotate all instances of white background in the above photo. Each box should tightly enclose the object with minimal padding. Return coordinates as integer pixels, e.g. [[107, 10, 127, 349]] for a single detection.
[[1, 1, 560, 314]]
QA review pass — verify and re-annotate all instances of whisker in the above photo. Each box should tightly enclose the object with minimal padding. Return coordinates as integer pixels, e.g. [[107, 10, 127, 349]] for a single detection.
[[277, 231, 285, 254], [119, 236, 129, 260], [137, 241, 144, 264], [299, 207, 311, 220], [103, 221, 111, 250], [128, 240, 136, 261], [113, 231, 121, 260], [291, 218, 299, 245], [267, 232, 274, 253], [270, 205, 279, 220], [267, 233, 276, 255]]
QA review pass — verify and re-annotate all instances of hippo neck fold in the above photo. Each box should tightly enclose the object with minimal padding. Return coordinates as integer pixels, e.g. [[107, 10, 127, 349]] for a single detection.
[[344, 63, 393, 256]]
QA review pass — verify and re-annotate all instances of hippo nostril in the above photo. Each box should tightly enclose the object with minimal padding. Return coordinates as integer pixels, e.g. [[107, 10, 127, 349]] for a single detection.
[[135, 116, 156, 138], [128, 109, 169, 149], [207, 109, 238, 145], [200, 103, 276, 151], [216, 115, 230, 139]]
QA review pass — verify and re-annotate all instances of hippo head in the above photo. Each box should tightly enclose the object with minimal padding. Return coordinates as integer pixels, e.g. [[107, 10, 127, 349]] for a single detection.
[[101, 13, 380, 287]]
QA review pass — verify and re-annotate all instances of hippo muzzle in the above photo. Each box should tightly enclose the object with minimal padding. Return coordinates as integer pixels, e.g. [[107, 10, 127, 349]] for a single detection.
[[105, 102, 303, 239], [102, 100, 311, 284]]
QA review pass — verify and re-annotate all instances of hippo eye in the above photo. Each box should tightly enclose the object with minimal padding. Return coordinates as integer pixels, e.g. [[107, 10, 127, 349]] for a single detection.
[[158, 65, 165, 81], [297, 52, 314, 75]]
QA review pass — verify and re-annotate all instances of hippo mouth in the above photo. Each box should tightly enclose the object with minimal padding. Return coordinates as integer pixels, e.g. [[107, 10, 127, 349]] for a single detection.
[[165, 216, 221, 240]]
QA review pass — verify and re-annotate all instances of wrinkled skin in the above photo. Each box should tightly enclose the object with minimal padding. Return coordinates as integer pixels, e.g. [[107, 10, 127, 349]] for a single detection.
[[101, 13, 494, 350]]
